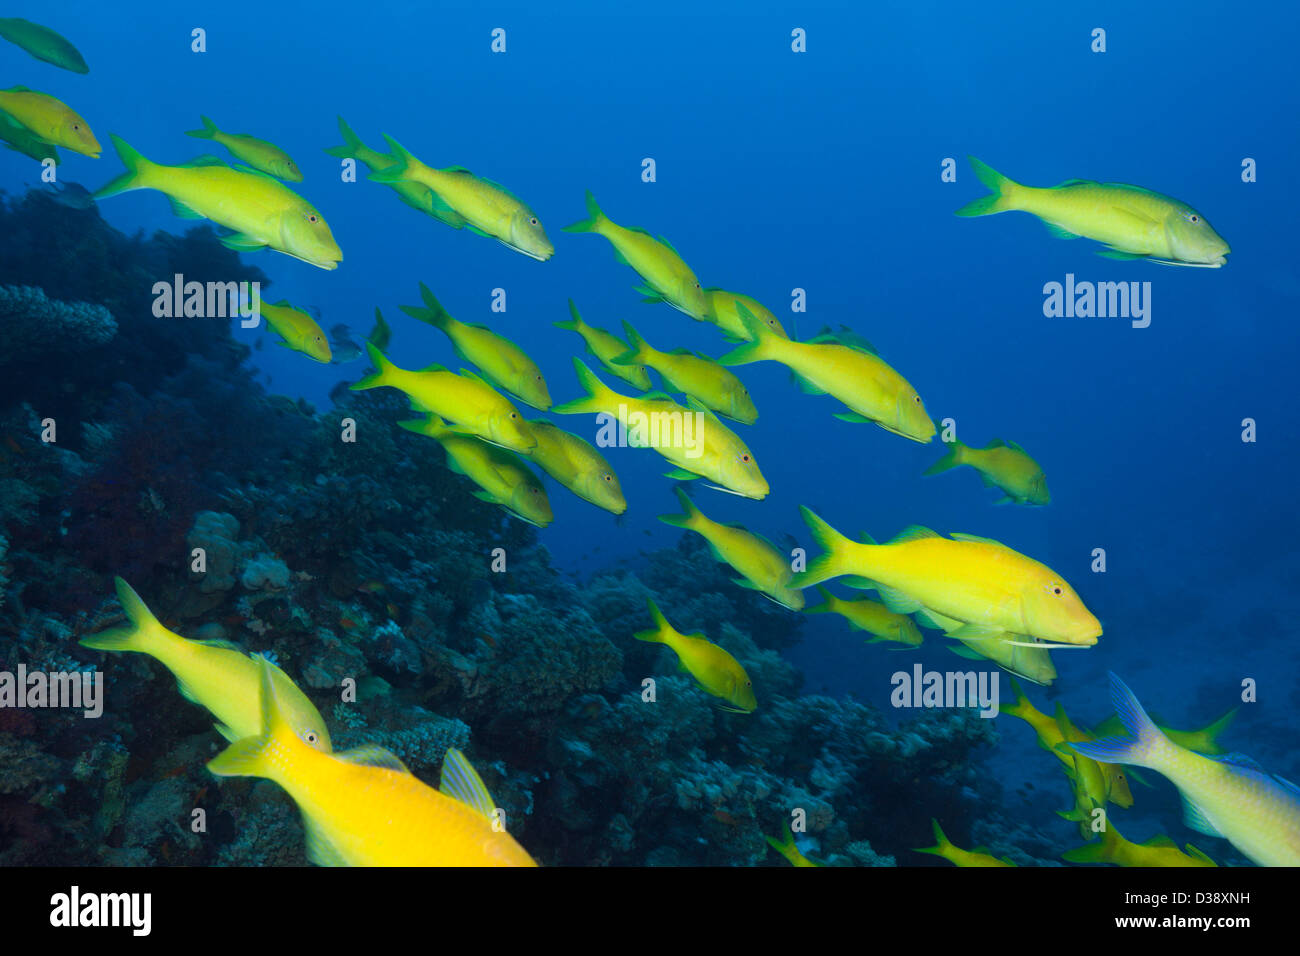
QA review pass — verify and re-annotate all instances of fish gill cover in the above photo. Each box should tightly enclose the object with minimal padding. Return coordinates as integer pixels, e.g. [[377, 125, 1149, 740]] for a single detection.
[[0, 0, 1296, 882]]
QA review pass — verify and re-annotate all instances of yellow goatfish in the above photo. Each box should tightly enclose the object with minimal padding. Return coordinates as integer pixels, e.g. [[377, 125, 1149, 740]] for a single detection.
[[1071, 674, 1300, 867], [401, 282, 550, 410], [765, 831, 822, 867], [94, 135, 342, 270], [369, 135, 552, 260], [0, 18, 89, 73], [914, 607, 1056, 686], [553, 300, 652, 391], [562, 191, 708, 320], [806, 586, 921, 646], [793, 508, 1101, 647], [658, 487, 802, 610], [259, 299, 331, 363], [956, 157, 1230, 267], [720, 305, 935, 444], [1063, 816, 1217, 867], [0, 86, 98, 157], [634, 598, 756, 713], [705, 290, 788, 342], [923, 438, 1049, 506], [352, 342, 536, 453], [324, 116, 465, 228], [186, 115, 302, 181], [208, 657, 537, 866], [914, 819, 1015, 867], [615, 320, 757, 424], [524, 419, 627, 515], [0, 115, 59, 164], [398, 415, 552, 527], [554, 358, 768, 499], [79, 577, 331, 750]]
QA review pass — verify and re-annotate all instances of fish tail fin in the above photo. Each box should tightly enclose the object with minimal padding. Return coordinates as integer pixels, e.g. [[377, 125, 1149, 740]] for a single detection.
[[914, 819, 954, 857], [367, 134, 413, 183], [790, 506, 856, 588], [184, 115, 219, 139], [1062, 824, 1120, 864], [323, 115, 364, 158], [351, 341, 400, 391], [562, 190, 606, 233], [1195, 707, 1239, 754], [658, 486, 704, 530], [1067, 673, 1170, 770], [611, 319, 652, 366], [717, 301, 776, 366], [397, 414, 448, 439], [79, 577, 166, 655], [633, 597, 670, 643], [367, 307, 391, 350], [93, 135, 155, 199], [998, 676, 1034, 721], [922, 439, 968, 476], [954, 157, 1020, 217], [399, 281, 453, 330], [804, 586, 837, 613], [553, 358, 616, 415], [553, 300, 585, 333], [206, 657, 286, 780]]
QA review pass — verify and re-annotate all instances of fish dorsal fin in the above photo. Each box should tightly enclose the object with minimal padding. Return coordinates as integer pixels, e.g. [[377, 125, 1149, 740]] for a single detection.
[[1211, 752, 1266, 772], [1006, 440, 1027, 453], [984, 438, 1008, 449], [1054, 178, 1096, 188], [949, 532, 1009, 547], [181, 154, 228, 168], [888, 525, 940, 544], [459, 368, 492, 386], [417, 362, 447, 373], [641, 390, 674, 402], [443, 164, 474, 175], [335, 745, 409, 773], [196, 637, 243, 651], [479, 175, 522, 203], [439, 747, 497, 819], [657, 235, 678, 252], [1180, 794, 1224, 838], [303, 814, 349, 867], [622, 223, 653, 238], [5, 86, 35, 93]]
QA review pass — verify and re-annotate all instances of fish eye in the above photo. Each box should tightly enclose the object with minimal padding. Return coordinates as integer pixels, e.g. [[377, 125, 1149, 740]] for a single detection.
[[306, 213, 319, 223], [738, 453, 751, 463], [304, 731, 318, 745], [913, 395, 921, 403], [603, 474, 612, 482], [509, 412, 518, 419], [529, 216, 538, 226]]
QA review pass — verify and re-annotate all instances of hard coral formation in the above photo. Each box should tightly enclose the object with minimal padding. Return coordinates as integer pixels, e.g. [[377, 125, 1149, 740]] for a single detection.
[[0, 284, 117, 360]]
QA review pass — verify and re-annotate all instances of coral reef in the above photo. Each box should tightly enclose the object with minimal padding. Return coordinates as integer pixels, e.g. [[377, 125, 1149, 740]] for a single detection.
[[0, 284, 117, 360]]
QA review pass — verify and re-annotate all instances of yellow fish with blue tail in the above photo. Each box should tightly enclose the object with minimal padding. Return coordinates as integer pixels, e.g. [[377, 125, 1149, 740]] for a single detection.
[[956, 157, 1230, 267], [562, 191, 708, 320], [259, 299, 331, 363], [914, 819, 1015, 867], [208, 657, 537, 866], [1069, 673, 1300, 867], [658, 487, 801, 609], [368, 135, 553, 260], [79, 577, 331, 751], [401, 282, 550, 410], [634, 598, 756, 713], [94, 135, 342, 270], [553, 300, 652, 391]]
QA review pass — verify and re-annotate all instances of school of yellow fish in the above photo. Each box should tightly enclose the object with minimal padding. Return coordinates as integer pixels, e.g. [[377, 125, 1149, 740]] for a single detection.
[[10, 14, 1292, 869]]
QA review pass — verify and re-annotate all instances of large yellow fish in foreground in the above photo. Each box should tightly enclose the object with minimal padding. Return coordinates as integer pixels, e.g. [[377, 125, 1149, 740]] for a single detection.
[[401, 283, 550, 410], [0, 87, 98, 157], [956, 157, 1230, 267], [806, 586, 921, 646], [369, 136, 553, 260], [615, 320, 757, 424], [923, 438, 1049, 506], [324, 117, 466, 228], [0, 18, 89, 73], [259, 299, 331, 363], [634, 598, 756, 713], [659, 487, 802, 609], [94, 135, 342, 270], [1062, 815, 1217, 867], [399, 414, 552, 527], [793, 508, 1101, 647], [554, 358, 768, 499], [79, 578, 331, 750], [524, 418, 627, 515], [352, 343, 536, 453], [186, 115, 302, 182], [914, 819, 1015, 867], [562, 191, 708, 320], [1070, 673, 1300, 867], [553, 300, 652, 391], [209, 657, 537, 866], [720, 305, 935, 443], [1091, 707, 1237, 756]]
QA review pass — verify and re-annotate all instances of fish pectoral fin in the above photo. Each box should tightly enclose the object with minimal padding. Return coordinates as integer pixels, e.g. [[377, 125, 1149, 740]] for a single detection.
[[664, 468, 700, 481], [946, 623, 1007, 642], [167, 197, 205, 219], [334, 744, 409, 773], [438, 747, 498, 819], [213, 722, 238, 742], [466, 223, 491, 238], [1096, 249, 1149, 261], [793, 372, 828, 396], [874, 582, 922, 614], [220, 232, 268, 252], [303, 814, 349, 867], [1180, 795, 1225, 839], [1043, 221, 1081, 240]]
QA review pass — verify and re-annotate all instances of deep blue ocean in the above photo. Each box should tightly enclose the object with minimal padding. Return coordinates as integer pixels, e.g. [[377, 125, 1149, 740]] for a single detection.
[[1, 0, 1297, 872]]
